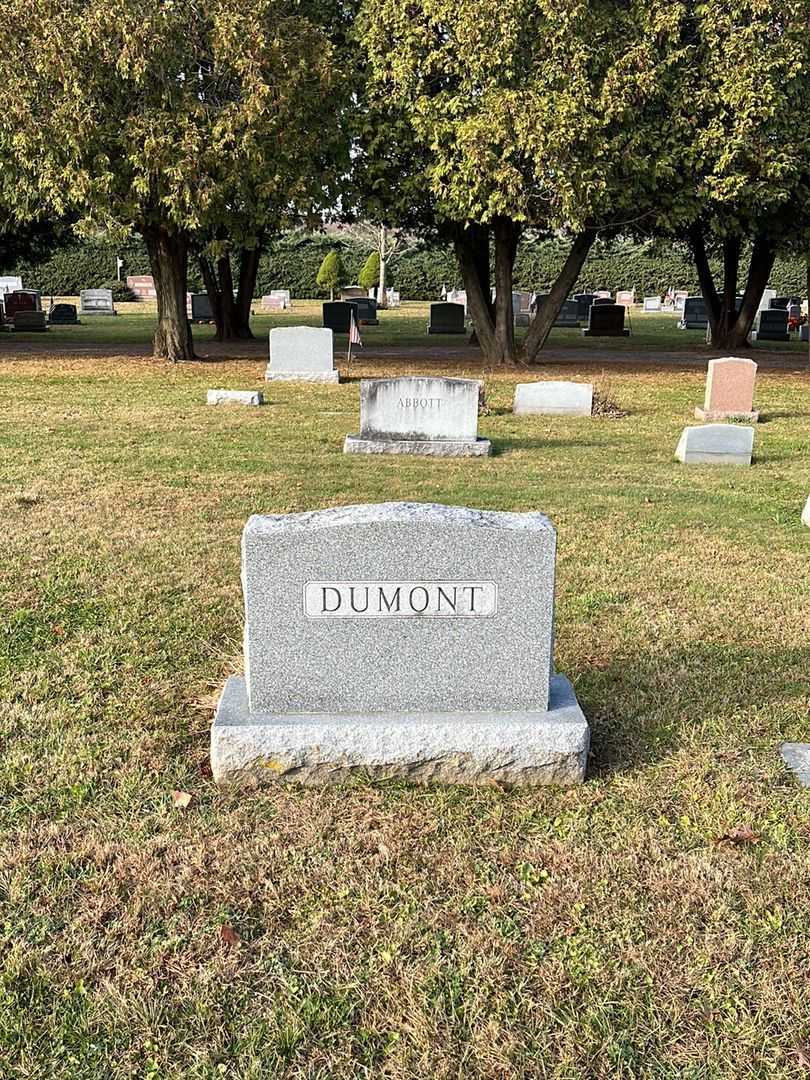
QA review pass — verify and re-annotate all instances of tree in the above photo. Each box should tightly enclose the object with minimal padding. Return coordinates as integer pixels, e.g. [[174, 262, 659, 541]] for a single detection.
[[671, 2, 810, 350], [0, 0, 341, 361], [316, 250, 346, 300], [358, 250, 380, 292], [361, 0, 688, 364]]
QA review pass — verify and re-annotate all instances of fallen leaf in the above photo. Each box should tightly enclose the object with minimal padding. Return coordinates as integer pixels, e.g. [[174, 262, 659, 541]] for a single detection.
[[199, 760, 213, 779], [713, 825, 761, 846], [172, 790, 192, 809], [220, 924, 240, 948]]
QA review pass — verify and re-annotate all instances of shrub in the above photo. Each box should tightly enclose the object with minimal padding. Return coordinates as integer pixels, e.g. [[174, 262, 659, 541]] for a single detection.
[[316, 250, 346, 298], [358, 250, 380, 290]]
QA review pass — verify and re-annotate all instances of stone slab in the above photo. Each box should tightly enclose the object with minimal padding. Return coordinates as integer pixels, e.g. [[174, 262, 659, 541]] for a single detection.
[[802, 496, 810, 528], [357, 376, 481, 441], [241, 502, 557, 716], [207, 389, 264, 406], [675, 423, 754, 465], [781, 743, 810, 787], [344, 435, 491, 457], [513, 381, 593, 417], [211, 672, 589, 786], [697, 357, 757, 421], [267, 326, 337, 381]]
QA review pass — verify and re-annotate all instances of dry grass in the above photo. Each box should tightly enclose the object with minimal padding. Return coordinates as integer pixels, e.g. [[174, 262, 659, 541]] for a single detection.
[[1, 355, 810, 1078]]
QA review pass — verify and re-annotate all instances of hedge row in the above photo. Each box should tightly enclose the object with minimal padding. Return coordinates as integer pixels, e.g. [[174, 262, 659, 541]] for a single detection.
[[3, 232, 808, 300]]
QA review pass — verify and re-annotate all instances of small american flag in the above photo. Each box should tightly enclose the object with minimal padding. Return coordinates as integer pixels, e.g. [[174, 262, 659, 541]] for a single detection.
[[349, 310, 363, 348]]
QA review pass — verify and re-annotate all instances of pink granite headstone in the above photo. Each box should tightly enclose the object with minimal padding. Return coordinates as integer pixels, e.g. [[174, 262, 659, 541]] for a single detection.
[[695, 357, 759, 422]]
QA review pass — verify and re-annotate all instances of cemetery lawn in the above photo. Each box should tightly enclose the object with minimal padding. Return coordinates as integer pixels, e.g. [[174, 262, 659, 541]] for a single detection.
[[8, 299, 810, 355], [2, 353, 810, 1079]]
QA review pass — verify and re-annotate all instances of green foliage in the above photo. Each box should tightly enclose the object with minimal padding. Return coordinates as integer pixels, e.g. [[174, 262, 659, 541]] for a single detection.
[[316, 250, 347, 293], [100, 280, 136, 302], [358, 250, 380, 289]]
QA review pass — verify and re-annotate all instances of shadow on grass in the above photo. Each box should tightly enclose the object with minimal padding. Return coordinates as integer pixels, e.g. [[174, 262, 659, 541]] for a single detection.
[[575, 641, 810, 778]]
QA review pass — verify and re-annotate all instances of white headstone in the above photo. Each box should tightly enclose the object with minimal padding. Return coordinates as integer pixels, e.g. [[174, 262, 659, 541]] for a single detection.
[[802, 496, 810, 528], [207, 389, 264, 406], [266, 326, 338, 383], [643, 296, 661, 312], [210, 501, 589, 786], [675, 424, 754, 465], [0, 276, 23, 295], [513, 381, 593, 417], [269, 289, 291, 308], [344, 376, 491, 456]]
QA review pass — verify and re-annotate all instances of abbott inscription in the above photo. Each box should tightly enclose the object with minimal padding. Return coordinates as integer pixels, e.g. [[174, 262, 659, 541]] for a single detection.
[[304, 581, 498, 619]]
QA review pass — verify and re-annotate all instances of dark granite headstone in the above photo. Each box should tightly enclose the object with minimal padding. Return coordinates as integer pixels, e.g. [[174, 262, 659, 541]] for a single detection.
[[13, 310, 47, 331], [769, 297, 789, 310], [4, 291, 38, 319], [758, 308, 789, 341], [573, 293, 597, 321], [680, 296, 708, 330], [323, 301, 359, 334], [190, 294, 214, 322], [354, 297, 379, 325], [583, 304, 629, 337], [553, 300, 580, 328], [592, 297, 613, 306], [48, 303, 79, 325], [427, 302, 466, 335]]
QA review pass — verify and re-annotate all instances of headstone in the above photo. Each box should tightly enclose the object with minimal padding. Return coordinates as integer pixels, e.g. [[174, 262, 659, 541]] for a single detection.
[[802, 496, 810, 528], [643, 296, 661, 312], [386, 289, 401, 308], [266, 326, 338, 383], [211, 501, 589, 786], [573, 293, 597, 320], [189, 294, 214, 322], [592, 297, 613, 306], [757, 308, 789, 341], [3, 291, 37, 319], [583, 304, 629, 337], [695, 357, 758, 422], [758, 288, 776, 313], [595, 290, 612, 298], [427, 302, 466, 335], [781, 744, 810, 787], [615, 289, 635, 307], [673, 290, 689, 312], [354, 297, 379, 325], [769, 296, 789, 310], [0, 275, 22, 295], [344, 376, 491, 457], [678, 296, 708, 330], [127, 275, 157, 300], [270, 289, 291, 309], [675, 424, 754, 466], [446, 289, 467, 312], [340, 286, 366, 300], [553, 300, 580, 328], [513, 381, 593, 417], [262, 296, 285, 312], [12, 310, 47, 332], [207, 389, 264, 406], [322, 301, 358, 334], [47, 303, 78, 325], [79, 289, 116, 316], [801, 324, 809, 343]]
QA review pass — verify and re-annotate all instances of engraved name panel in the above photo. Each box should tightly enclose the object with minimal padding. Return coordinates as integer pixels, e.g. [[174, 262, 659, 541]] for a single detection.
[[304, 581, 498, 619]]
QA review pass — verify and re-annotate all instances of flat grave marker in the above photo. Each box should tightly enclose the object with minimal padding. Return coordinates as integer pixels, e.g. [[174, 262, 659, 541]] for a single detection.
[[514, 381, 593, 417]]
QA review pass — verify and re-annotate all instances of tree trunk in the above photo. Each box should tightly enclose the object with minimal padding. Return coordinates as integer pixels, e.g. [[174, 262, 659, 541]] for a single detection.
[[492, 216, 519, 364], [199, 246, 258, 340], [725, 234, 776, 349], [522, 231, 595, 363], [806, 260, 810, 370], [454, 224, 499, 362], [378, 225, 387, 308], [142, 225, 194, 362]]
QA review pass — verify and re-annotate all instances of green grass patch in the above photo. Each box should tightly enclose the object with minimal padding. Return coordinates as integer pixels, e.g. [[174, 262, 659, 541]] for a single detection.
[[1, 355, 809, 1077]]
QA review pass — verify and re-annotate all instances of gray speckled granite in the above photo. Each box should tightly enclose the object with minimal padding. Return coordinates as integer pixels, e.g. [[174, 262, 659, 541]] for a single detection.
[[212, 672, 589, 786], [781, 743, 810, 787], [241, 502, 556, 716], [675, 424, 754, 465], [344, 435, 491, 457], [212, 501, 588, 786]]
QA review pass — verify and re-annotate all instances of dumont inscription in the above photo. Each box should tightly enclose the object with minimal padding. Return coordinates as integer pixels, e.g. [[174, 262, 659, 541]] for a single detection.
[[304, 580, 498, 619]]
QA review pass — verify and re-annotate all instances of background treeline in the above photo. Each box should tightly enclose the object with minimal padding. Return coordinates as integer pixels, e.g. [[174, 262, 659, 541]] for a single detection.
[[5, 232, 810, 301]]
